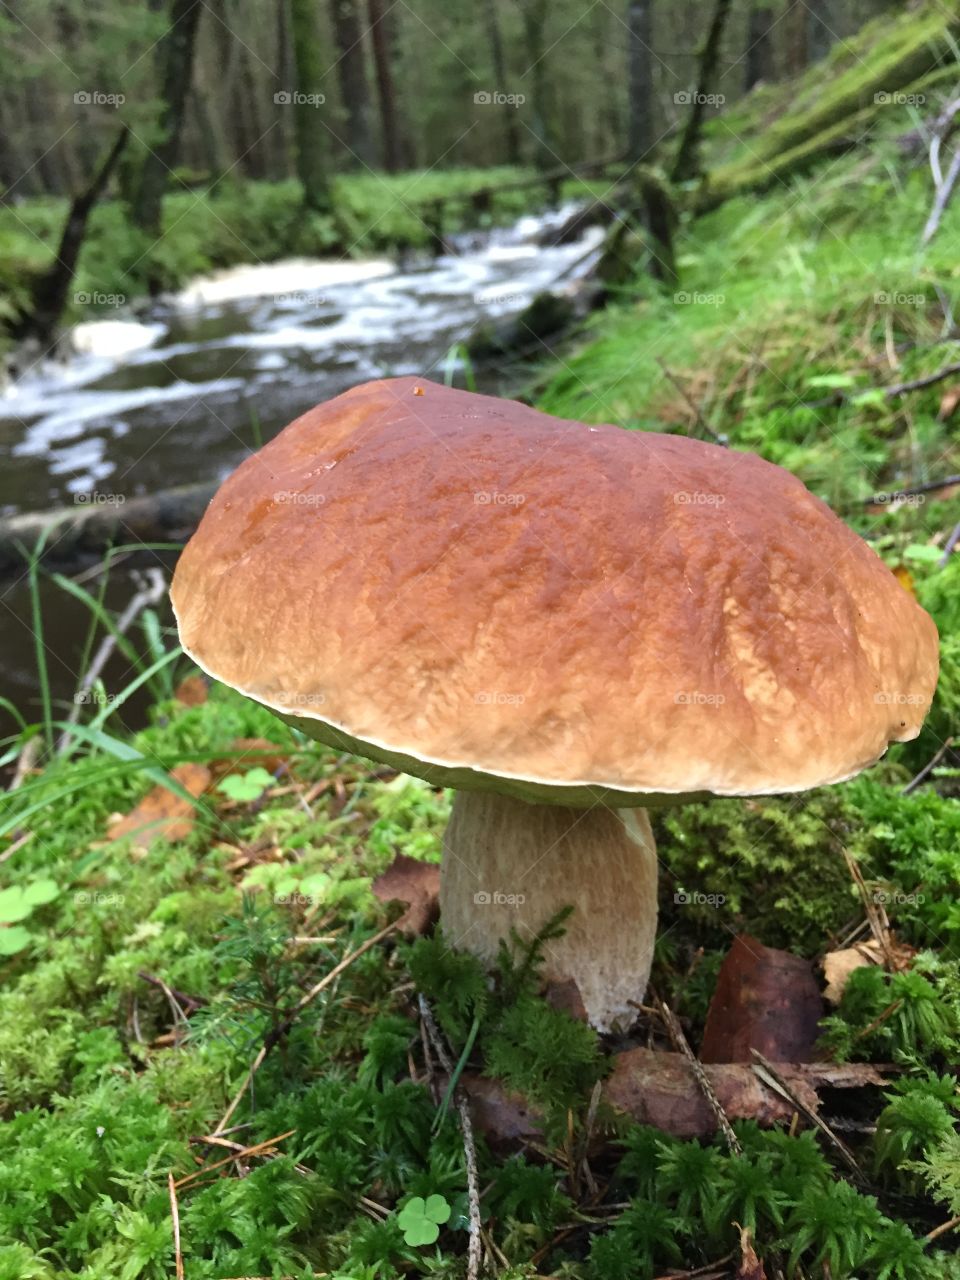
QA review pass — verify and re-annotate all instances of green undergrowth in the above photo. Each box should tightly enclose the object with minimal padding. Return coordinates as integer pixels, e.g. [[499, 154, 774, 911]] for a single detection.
[[0, 167, 599, 331]]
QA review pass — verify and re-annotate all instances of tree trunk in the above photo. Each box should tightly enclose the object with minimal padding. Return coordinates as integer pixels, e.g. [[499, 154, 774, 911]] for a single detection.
[[782, 0, 809, 77], [518, 0, 553, 168], [328, 0, 376, 168], [744, 5, 775, 90], [484, 0, 521, 165], [130, 0, 204, 238], [670, 0, 733, 183], [626, 0, 654, 163], [367, 0, 403, 171], [807, 0, 834, 65], [14, 128, 130, 345], [289, 0, 331, 209]]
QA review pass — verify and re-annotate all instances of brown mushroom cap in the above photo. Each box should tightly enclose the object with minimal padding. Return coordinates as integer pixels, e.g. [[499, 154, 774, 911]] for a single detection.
[[171, 376, 939, 806]]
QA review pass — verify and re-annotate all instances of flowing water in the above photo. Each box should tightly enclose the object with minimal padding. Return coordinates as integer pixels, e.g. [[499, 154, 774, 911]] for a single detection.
[[0, 204, 603, 732]]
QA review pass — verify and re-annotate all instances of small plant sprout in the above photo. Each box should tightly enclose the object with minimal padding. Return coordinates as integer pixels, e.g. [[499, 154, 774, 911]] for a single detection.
[[216, 766, 275, 802], [0, 879, 59, 955], [397, 1194, 452, 1246], [172, 378, 938, 1030]]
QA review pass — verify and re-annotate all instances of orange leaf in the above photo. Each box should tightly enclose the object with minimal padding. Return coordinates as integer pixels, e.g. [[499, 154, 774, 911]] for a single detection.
[[107, 763, 211, 850]]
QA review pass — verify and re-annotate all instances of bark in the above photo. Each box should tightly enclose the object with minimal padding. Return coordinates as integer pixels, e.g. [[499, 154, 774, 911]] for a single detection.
[[783, 0, 809, 77], [289, 0, 331, 208], [807, 0, 834, 65], [329, 0, 376, 168], [671, 0, 734, 183], [15, 127, 129, 345], [367, 0, 403, 171], [626, 0, 654, 162], [744, 5, 775, 91], [0, 482, 216, 576], [517, 0, 553, 168], [130, 0, 205, 238], [484, 0, 521, 165]]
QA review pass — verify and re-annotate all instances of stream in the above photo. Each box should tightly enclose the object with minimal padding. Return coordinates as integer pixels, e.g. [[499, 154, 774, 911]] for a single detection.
[[0, 203, 603, 734]]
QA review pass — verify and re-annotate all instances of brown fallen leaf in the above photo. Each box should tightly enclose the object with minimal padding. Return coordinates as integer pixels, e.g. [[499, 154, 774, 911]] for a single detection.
[[823, 941, 883, 1004], [462, 1049, 890, 1145], [174, 675, 208, 706], [107, 763, 211, 851], [938, 384, 960, 422], [736, 1225, 766, 1279], [371, 853, 440, 935], [700, 934, 822, 1064]]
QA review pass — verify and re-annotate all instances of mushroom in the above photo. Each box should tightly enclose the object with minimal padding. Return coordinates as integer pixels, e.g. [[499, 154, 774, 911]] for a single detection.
[[171, 377, 939, 1030]]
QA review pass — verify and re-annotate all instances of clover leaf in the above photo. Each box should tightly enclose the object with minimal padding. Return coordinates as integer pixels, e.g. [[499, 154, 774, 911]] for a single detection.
[[217, 767, 275, 802], [397, 1193, 451, 1246]]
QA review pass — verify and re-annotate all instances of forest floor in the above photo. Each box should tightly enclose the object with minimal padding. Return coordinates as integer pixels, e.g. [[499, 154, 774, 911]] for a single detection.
[[3, 30, 960, 1280]]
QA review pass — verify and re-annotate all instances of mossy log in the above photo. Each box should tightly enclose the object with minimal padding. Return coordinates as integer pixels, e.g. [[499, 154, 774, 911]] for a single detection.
[[698, 7, 960, 211], [0, 482, 215, 576]]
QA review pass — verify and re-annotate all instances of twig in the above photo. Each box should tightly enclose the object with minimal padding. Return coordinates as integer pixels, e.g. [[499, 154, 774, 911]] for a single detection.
[[57, 566, 166, 753], [926, 1213, 960, 1243], [841, 847, 896, 972], [217, 920, 397, 1132], [903, 737, 954, 794], [8, 735, 41, 793], [418, 995, 482, 1280], [924, 147, 960, 246], [806, 362, 960, 410], [750, 1051, 866, 1185], [174, 1130, 296, 1190], [655, 358, 727, 445], [939, 522, 960, 567], [138, 971, 208, 1011], [168, 1173, 185, 1279], [862, 472, 960, 507], [654, 992, 742, 1156]]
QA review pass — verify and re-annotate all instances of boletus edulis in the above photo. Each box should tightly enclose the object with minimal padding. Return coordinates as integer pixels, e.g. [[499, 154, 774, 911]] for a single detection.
[[171, 377, 939, 1030]]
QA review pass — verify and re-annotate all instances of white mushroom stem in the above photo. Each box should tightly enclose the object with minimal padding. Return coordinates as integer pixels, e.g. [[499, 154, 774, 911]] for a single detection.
[[439, 792, 659, 1032]]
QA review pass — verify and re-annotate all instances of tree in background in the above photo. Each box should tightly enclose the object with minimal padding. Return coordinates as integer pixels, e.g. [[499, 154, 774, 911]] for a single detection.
[[368, 0, 403, 172], [289, 0, 331, 210], [130, 0, 204, 240], [516, 0, 554, 168], [627, 0, 655, 163], [483, 0, 521, 166], [671, 0, 734, 183], [744, 4, 775, 90], [329, 0, 376, 169]]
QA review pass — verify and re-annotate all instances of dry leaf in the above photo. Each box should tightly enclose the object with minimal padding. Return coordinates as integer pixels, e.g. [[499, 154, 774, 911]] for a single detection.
[[938, 384, 960, 421], [371, 853, 440, 934], [823, 942, 882, 1004], [174, 675, 208, 706], [736, 1224, 767, 1279], [107, 763, 211, 850], [700, 934, 822, 1064], [210, 738, 289, 782]]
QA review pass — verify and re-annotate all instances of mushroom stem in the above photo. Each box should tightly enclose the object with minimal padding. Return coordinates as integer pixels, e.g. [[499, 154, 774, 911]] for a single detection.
[[439, 792, 659, 1032]]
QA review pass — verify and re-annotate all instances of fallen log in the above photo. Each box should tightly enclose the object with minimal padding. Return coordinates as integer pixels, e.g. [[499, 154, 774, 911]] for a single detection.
[[0, 481, 215, 576]]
